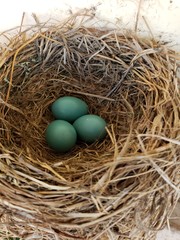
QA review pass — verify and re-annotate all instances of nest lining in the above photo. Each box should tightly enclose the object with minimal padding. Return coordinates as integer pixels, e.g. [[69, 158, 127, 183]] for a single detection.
[[0, 21, 179, 240]]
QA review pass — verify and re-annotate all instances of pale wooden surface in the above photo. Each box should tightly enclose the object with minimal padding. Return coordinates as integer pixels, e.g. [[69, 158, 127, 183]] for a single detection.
[[156, 201, 180, 240], [0, 0, 180, 51]]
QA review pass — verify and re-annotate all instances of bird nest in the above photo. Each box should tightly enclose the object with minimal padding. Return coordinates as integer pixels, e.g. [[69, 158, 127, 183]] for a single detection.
[[0, 16, 179, 240]]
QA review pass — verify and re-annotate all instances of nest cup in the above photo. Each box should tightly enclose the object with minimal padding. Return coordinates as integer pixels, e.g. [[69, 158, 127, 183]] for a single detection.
[[0, 19, 179, 240]]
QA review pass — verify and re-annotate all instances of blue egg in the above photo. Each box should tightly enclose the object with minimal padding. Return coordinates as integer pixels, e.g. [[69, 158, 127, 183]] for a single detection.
[[51, 96, 88, 122], [45, 120, 77, 152], [73, 114, 107, 143]]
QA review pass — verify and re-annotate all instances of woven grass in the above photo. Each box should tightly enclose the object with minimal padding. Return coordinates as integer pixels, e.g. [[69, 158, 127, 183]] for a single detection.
[[0, 15, 180, 240]]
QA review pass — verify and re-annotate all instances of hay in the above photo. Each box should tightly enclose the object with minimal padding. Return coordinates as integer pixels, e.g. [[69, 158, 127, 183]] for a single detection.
[[0, 15, 180, 240]]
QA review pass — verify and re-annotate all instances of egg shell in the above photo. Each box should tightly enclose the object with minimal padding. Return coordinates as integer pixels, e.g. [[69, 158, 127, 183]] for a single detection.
[[51, 96, 88, 122], [45, 120, 77, 152], [73, 114, 107, 143]]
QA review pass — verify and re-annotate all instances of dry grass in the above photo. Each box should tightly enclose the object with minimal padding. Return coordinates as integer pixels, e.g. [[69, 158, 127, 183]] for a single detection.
[[0, 15, 179, 240]]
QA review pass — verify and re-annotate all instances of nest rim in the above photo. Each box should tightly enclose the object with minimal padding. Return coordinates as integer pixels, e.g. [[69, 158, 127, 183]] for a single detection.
[[0, 18, 179, 240]]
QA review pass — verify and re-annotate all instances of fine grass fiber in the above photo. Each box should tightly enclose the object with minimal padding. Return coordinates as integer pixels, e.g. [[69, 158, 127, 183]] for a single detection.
[[0, 15, 179, 240]]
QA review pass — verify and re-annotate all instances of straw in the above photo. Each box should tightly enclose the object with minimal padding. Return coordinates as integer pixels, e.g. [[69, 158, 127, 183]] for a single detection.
[[0, 14, 179, 240]]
